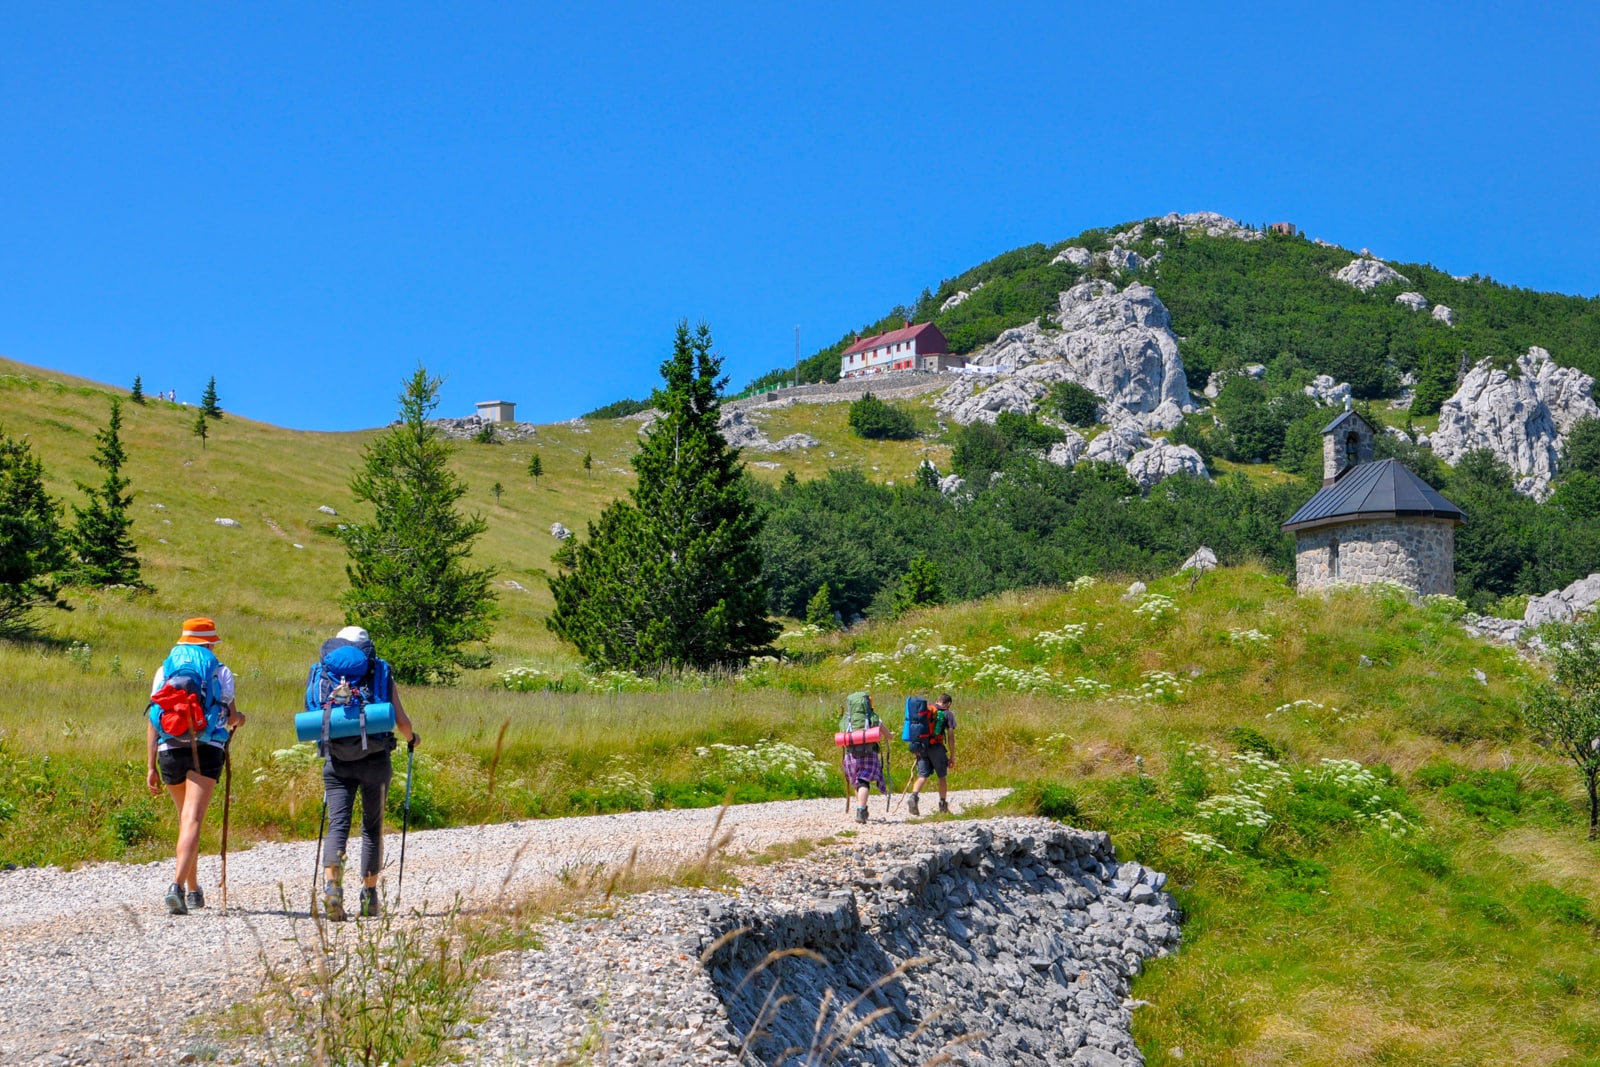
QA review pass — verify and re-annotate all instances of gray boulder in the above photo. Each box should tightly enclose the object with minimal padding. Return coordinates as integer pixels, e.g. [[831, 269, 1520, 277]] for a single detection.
[[937, 473, 967, 496], [1432, 304, 1456, 327], [1104, 247, 1143, 272], [550, 522, 573, 541], [1431, 347, 1600, 497], [1125, 440, 1209, 490], [764, 433, 819, 452], [1334, 257, 1410, 291], [1395, 291, 1429, 312], [1156, 211, 1264, 240], [1524, 572, 1600, 628], [1178, 546, 1218, 574], [1304, 374, 1352, 407], [214, 518, 241, 528], [1046, 430, 1089, 467], [1052, 246, 1093, 268], [317, 505, 337, 516], [1086, 425, 1154, 465]]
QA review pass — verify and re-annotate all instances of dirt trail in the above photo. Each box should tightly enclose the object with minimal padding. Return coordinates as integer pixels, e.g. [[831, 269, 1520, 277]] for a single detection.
[[0, 790, 1007, 1065]]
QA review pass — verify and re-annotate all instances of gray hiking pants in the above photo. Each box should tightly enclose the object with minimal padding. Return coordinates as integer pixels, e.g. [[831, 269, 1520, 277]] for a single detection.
[[322, 752, 392, 879]]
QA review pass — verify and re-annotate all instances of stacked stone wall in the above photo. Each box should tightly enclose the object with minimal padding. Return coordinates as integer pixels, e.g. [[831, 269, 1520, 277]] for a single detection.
[[1295, 518, 1455, 595], [725, 372, 953, 412]]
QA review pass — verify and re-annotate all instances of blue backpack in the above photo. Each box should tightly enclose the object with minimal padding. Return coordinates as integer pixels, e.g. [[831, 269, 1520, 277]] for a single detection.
[[304, 638, 393, 761], [902, 695, 943, 747], [149, 644, 228, 745]]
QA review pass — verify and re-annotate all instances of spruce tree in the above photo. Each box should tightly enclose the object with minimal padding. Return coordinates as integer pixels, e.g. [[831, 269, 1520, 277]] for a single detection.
[[548, 321, 779, 670], [200, 376, 223, 418], [582, 451, 593, 477], [528, 453, 543, 483], [893, 555, 945, 615], [805, 582, 836, 630], [68, 398, 143, 588], [340, 368, 497, 683], [491, 481, 504, 503], [130, 376, 145, 405], [0, 426, 67, 635], [192, 408, 209, 450]]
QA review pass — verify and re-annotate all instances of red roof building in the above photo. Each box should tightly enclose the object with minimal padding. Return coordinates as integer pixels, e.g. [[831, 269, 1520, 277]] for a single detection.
[[839, 322, 960, 379]]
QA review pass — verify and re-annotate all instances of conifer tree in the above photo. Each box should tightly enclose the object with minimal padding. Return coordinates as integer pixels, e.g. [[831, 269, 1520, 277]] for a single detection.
[[805, 582, 836, 630], [492, 481, 504, 503], [192, 408, 209, 450], [130, 376, 145, 405], [582, 451, 593, 478], [68, 399, 143, 588], [528, 453, 543, 483], [0, 426, 67, 635], [893, 555, 945, 615], [200, 376, 223, 418], [548, 321, 779, 670], [340, 367, 497, 683]]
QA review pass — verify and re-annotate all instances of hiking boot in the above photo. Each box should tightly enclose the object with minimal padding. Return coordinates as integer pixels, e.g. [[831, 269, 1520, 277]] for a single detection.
[[164, 882, 187, 915], [359, 887, 380, 918], [323, 881, 346, 923], [938, 800, 950, 814], [186, 887, 205, 910], [854, 806, 868, 825], [907, 793, 920, 816]]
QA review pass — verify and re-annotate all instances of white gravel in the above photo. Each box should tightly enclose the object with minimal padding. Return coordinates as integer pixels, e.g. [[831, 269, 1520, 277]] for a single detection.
[[0, 790, 1007, 1065]]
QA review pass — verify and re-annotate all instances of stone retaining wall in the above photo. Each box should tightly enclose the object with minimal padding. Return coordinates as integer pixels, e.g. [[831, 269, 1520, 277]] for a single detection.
[[726, 372, 954, 412]]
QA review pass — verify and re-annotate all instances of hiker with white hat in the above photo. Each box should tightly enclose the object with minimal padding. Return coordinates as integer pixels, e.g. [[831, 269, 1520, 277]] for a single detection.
[[305, 625, 416, 920], [145, 616, 246, 914]]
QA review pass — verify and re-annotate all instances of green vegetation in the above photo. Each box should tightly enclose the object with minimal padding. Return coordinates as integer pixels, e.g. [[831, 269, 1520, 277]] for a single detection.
[[891, 555, 944, 615], [846, 392, 918, 440], [340, 368, 497, 683], [1049, 379, 1099, 426], [0, 425, 66, 635], [129, 375, 144, 405], [548, 322, 779, 670], [191, 407, 208, 449], [584, 397, 649, 419], [200, 375, 222, 419], [805, 581, 836, 629], [527, 451, 543, 483], [67, 398, 143, 589], [1525, 617, 1600, 838]]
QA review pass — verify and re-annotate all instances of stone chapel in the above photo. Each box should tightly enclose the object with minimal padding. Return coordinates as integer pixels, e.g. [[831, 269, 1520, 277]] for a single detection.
[[1282, 408, 1464, 595]]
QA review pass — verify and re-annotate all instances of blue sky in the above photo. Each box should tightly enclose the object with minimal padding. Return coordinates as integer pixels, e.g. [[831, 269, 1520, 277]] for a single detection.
[[2, 2, 1597, 430]]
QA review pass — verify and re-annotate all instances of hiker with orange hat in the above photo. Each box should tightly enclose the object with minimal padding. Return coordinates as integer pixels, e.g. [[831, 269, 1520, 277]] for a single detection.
[[145, 617, 245, 915]]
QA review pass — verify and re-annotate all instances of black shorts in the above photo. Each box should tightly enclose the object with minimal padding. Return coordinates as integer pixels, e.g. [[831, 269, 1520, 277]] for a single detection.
[[158, 744, 225, 785], [914, 743, 949, 780]]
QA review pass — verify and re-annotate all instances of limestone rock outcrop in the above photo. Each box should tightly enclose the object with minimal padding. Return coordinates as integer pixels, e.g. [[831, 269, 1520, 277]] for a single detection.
[[1045, 429, 1088, 467], [1430, 347, 1600, 497], [1051, 245, 1093, 268], [1178, 545, 1218, 574], [1156, 211, 1264, 241], [1085, 425, 1153, 465], [1524, 572, 1600, 628], [718, 410, 821, 453], [940, 281, 984, 312], [937, 473, 966, 496], [550, 522, 572, 540], [1395, 291, 1429, 312], [1432, 304, 1456, 327], [1335, 257, 1410, 291], [1304, 375, 1352, 407], [938, 281, 1192, 432], [1125, 440, 1209, 489]]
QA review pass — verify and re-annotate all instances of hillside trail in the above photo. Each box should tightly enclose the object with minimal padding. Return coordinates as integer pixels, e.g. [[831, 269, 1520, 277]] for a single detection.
[[0, 789, 1007, 1065]]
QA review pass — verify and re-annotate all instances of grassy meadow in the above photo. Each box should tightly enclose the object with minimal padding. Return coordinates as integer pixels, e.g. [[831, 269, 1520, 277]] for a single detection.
[[4, 358, 1600, 1064]]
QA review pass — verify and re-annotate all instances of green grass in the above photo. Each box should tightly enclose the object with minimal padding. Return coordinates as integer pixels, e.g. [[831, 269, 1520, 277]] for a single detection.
[[4, 357, 1600, 1063]]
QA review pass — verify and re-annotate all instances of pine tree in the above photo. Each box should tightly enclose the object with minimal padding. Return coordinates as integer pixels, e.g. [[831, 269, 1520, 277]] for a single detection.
[[192, 408, 209, 450], [200, 376, 223, 418], [582, 451, 593, 478], [528, 453, 543, 483], [548, 321, 779, 670], [0, 425, 67, 635], [491, 481, 504, 503], [893, 555, 945, 616], [805, 582, 836, 630], [68, 399, 143, 588], [340, 367, 497, 683], [130, 376, 145, 405]]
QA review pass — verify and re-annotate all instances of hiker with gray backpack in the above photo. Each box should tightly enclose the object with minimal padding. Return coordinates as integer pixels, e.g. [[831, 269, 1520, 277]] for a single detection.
[[302, 626, 417, 921], [836, 691, 890, 824]]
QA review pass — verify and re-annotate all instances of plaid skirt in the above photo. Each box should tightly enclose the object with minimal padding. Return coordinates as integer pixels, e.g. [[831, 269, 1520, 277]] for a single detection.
[[842, 745, 889, 794]]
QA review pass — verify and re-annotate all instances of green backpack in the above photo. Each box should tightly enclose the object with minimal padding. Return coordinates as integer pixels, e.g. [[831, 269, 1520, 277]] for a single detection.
[[840, 691, 879, 734]]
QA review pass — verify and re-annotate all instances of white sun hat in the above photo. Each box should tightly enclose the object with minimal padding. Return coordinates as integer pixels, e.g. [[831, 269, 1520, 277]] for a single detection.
[[336, 625, 370, 644]]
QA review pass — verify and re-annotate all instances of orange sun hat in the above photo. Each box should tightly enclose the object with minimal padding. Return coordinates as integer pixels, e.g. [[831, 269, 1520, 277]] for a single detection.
[[177, 617, 220, 645]]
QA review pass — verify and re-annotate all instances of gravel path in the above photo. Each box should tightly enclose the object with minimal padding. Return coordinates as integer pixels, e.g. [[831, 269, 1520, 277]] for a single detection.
[[0, 789, 1008, 1066]]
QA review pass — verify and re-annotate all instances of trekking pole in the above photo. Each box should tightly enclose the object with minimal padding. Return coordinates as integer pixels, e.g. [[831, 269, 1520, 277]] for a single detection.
[[312, 798, 327, 917], [396, 739, 415, 908], [219, 725, 237, 912], [884, 739, 892, 816]]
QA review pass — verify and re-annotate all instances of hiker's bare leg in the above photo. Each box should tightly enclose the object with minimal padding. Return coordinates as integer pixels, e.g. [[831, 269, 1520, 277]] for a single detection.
[[936, 775, 949, 803], [855, 784, 869, 808], [911, 775, 929, 796], [169, 773, 216, 890]]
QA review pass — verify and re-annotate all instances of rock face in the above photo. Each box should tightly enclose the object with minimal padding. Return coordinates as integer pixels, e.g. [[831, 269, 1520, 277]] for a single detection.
[[1334, 258, 1410, 291], [1125, 440, 1210, 490], [938, 281, 1192, 432], [1430, 347, 1600, 497], [1304, 374, 1352, 407], [1395, 291, 1429, 312], [1045, 430, 1088, 467], [1156, 211, 1264, 241], [1432, 304, 1456, 326], [1524, 572, 1600, 628], [940, 282, 984, 312], [704, 819, 1179, 1067], [1085, 425, 1153, 465], [1051, 245, 1093, 268]]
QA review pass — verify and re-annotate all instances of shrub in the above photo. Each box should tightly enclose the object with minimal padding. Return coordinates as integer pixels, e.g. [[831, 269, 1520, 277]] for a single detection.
[[1049, 381, 1100, 426], [1226, 725, 1284, 761], [109, 803, 158, 849], [847, 393, 918, 440], [1015, 780, 1081, 822]]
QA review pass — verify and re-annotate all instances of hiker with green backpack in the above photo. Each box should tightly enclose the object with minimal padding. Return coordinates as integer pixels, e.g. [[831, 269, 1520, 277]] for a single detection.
[[836, 691, 890, 824], [145, 616, 246, 915]]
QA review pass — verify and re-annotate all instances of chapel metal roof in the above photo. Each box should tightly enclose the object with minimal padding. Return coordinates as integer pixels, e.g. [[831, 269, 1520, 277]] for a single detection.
[[1282, 458, 1465, 532]]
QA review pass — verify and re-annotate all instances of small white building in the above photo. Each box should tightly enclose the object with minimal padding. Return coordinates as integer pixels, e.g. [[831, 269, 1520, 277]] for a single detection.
[[839, 323, 962, 379], [476, 400, 516, 423]]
